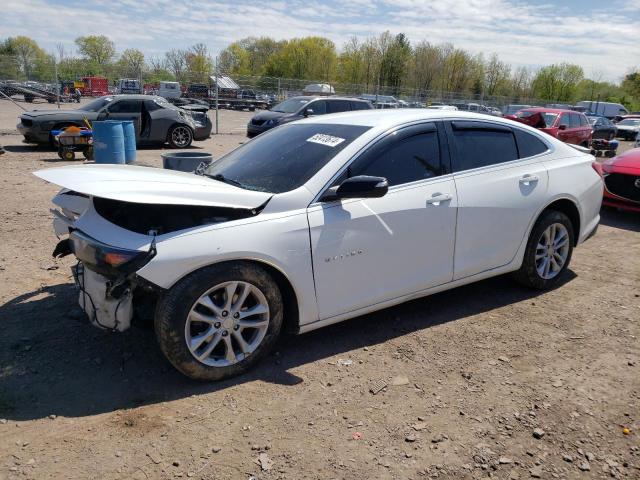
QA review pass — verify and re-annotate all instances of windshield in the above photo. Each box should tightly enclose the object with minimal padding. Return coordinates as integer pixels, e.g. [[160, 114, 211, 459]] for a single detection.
[[618, 119, 640, 126], [271, 98, 309, 113], [204, 123, 371, 194], [79, 97, 113, 112], [516, 110, 558, 128]]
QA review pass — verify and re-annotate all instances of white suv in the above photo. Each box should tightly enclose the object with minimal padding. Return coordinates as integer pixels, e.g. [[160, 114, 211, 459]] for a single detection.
[[36, 110, 603, 380]]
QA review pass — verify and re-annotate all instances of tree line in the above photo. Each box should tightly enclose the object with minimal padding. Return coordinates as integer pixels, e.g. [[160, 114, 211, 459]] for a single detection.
[[1, 33, 638, 108]]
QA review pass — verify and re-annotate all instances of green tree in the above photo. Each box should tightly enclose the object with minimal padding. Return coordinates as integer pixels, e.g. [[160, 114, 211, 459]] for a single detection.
[[3, 36, 45, 79], [118, 48, 145, 78], [165, 49, 187, 82], [532, 63, 584, 102], [75, 35, 115, 68], [484, 53, 510, 96], [185, 43, 213, 83]]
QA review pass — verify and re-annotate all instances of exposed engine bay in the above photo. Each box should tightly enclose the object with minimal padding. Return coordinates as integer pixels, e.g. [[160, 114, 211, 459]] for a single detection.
[[92, 196, 262, 235]]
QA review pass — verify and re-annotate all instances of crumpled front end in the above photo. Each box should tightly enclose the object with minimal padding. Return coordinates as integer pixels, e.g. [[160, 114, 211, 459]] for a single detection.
[[74, 264, 134, 331], [56, 227, 157, 332]]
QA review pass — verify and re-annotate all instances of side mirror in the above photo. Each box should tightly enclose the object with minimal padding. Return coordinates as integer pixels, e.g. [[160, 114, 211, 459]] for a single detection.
[[320, 175, 388, 202], [304, 108, 314, 117], [558, 124, 567, 130]]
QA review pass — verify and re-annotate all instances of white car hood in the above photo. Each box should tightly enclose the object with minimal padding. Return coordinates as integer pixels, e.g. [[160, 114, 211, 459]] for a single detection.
[[34, 164, 272, 209]]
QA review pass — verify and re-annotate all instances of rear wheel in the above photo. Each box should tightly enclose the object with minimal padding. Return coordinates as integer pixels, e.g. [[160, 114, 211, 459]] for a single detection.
[[155, 262, 283, 381], [168, 125, 193, 148], [513, 210, 574, 290]]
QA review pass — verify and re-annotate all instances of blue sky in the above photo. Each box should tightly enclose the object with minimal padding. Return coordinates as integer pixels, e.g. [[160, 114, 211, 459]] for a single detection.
[[2, 0, 639, 81]]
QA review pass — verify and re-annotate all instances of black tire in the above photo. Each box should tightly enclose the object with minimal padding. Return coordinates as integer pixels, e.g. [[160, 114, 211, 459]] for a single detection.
[[513, 210, 574, 290], [167, 124, 193, 148], [155, 262, 283, 381]]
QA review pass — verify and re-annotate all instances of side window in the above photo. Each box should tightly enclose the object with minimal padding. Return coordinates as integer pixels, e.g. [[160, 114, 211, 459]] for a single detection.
[[145, 100, 161, 112], [451, 122, 519, 171], [349, 126, 441, 186], [558, 113, 570, 127], [307, 101, 327, 115], [351, 101, 370, 111], [108, 100, 141, 113], [327, 100, 352, 113], [569, 114, 581, 128], [579, 115, 588, 126], [514, 129, 548, 158]]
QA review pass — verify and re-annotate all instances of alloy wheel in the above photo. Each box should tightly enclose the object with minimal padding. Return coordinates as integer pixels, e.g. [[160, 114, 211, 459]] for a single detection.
[[185, 281, 270, 367], [171, 126, 192, 148], [535, 223, 570, 280]]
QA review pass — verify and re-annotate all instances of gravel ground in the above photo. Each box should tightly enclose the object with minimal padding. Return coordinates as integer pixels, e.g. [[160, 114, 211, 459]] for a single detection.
[[0, 98, 638, 480]]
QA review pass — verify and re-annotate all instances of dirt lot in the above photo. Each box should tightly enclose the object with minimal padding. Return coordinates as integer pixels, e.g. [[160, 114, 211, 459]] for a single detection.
[[0, 98, 638, 480]]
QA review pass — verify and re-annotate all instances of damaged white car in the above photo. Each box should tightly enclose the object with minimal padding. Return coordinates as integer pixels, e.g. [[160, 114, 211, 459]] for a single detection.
[[36, 110, 603, 381]]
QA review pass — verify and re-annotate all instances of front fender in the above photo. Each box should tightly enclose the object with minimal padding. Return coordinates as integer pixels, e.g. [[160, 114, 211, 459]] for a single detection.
[[136, 211, 319, 326]]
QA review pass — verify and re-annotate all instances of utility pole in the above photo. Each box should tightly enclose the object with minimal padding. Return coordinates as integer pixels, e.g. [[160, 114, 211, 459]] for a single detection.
[[214, 56, 219, 135], [53, 54, 60, 109]]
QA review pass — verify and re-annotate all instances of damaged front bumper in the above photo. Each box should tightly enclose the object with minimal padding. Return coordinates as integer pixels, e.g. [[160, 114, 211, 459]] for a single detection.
[[58, 230, 157, 332]]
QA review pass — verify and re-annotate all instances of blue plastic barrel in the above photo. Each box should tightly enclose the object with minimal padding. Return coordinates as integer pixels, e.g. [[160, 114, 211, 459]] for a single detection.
[[93, 121, 125, 164], [121, 120, 137, 164]]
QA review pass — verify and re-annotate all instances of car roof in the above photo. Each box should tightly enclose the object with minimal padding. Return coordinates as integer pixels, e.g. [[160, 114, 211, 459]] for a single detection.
[[519, 107, 580, 114], [103, 94, 163, 101], [298, 109, 521, 129], [288, 96, 369, 102]]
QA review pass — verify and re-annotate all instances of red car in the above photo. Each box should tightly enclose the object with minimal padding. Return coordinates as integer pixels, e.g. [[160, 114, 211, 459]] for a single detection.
[[508, 108, 592, 146], [593, 148, 640, 213]]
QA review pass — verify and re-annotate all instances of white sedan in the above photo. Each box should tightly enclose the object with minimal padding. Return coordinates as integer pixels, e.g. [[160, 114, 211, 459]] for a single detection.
[[36, 110, 603, 381]]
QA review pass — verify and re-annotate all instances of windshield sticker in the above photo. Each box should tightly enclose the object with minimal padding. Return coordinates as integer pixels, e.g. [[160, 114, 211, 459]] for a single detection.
[[307, 133, 346, 147]]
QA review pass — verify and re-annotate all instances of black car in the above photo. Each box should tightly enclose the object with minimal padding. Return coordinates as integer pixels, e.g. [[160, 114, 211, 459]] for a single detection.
[[247, 96, 372, 137], [587, 115, 617, 140]]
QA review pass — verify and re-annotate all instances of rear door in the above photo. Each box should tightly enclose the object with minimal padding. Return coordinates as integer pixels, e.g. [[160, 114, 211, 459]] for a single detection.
[[446, 121, 550, 279]]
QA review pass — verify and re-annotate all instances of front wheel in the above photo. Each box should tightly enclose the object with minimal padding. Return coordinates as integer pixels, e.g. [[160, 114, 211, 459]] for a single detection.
[[168, 124, 193, 148], [513, 210, 574, 290], [155, 262, 283, 381]]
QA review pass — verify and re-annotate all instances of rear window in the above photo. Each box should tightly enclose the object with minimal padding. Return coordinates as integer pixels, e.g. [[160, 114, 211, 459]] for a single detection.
[[204, 124, 371, 194], [351, 101, 371, 110], [327, 100, 352, 113], [514, 129, 549, 158], [451, 123, 519, 171], [569, 114, 582, 128]]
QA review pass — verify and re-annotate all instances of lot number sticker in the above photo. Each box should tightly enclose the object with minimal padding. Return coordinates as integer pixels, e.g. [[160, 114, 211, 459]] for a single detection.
[[307, 133, 346, 147]]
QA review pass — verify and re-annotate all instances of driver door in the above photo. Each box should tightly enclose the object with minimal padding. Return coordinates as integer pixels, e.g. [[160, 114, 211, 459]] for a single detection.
[[99, 99, 143, 140], [307, 123, 457, 320]]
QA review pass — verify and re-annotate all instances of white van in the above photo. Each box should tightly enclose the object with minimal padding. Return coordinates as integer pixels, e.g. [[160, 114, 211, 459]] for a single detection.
[[158, 81, 182, 99], [576, 101, 628, 118]]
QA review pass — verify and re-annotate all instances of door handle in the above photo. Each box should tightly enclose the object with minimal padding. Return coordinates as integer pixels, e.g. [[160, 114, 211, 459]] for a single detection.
[[426, 192, 452, 205], [519, 174, 539, 186]]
